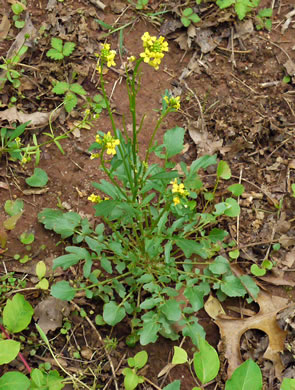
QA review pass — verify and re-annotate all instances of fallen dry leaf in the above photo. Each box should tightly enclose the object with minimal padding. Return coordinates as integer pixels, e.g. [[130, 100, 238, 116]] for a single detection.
[[0, 182, 9, 190], [0, 14, 11, 40], [204, 295, 225, 320], [188, 120, 223, 156], [34, 297, 71, 334], [282, 249, 295, 269], [0, 106, 61, 127], [215, 291, 289, 379]]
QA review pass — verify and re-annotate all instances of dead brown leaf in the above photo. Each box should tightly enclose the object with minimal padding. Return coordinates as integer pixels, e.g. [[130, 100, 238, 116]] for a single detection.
[[188, 120, 223, 156], [0, 106, 61, 127], [34, 297, 71, 334], [0, 14, 11, 40], [215, 291, 289, 379], [204, 295, 225, 320]]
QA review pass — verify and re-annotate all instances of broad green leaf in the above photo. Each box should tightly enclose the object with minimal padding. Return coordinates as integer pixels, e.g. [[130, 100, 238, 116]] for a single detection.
[[235, 2, 249, 20], [190, 155, 217, 175], [239, 275, 259, 299], [209, 256, 230, 275], [133, 351, 148, 369], [250, 264, 266, 277], [281, 378, 295, 390], [3, 293, 34, 333], [38, 208, 64, 230], [258, 8, 272, 17], [190, 13, 201, 23], [69, 83, 86, 95], [225, 359, 262, 390], [193, 337, 220, 384], [47, 48, 64, 60], [0, 340, 20, 364], [183, 8, 193, 16], [25, 168, 48, 187], [101, 256, 113, 273], [175, 238, 209, 259], [221, 275, 246, 297], [103, 301, 126, 326], [63, 41, 76, 57], [122, 368, 140, 390], [140, 298, 158, 310], [51, 281, 76, 301], [209, 228, 228, 243], [53, 246, 90, 270], [184, 286, 204, 311], [224, 198, 240, 217], [4, 199, 24, 216], [182, 318, 206, 347], [227, 183, 245, 197], [139, 321, 160, 345], [163, 127, 185, 158], [162, 380, 181, 390], [25, 168, 47, 188], [0, 372, 30, 390], [36, 278, 49, 290], [217, 160, 231, 180], [172, 346, 188, 365], [160, 300, 182, 322]]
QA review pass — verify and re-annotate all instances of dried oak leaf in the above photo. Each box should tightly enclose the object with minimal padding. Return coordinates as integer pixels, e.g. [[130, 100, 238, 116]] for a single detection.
[[0, 106, 61, 127], [34, 296, 70, 334], [215, 291, 289, 379]]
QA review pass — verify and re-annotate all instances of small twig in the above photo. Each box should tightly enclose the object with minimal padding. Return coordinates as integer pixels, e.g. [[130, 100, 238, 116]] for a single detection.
[[88, 0, 106, 11], [71, 301, 119, 390]]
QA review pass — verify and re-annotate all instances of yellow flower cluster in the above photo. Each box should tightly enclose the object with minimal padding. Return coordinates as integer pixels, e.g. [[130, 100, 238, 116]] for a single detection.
[[96, 43, 116, 72], [88, 194, 102, 203], [170, 178, 189, 206], [95, 131, 120, 156], [164, 96, 181, 111], [140, 32, 168, 70], [88, 194, 110, 203]]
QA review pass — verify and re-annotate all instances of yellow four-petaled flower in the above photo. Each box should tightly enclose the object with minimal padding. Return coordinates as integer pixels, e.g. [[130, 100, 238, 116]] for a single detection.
[[170, 179, 189, 206], [140, 32, 168, 70]]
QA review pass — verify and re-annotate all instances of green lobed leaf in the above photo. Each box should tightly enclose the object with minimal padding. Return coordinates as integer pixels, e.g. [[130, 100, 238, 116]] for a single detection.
[[172, 346, 188, 365], [221, 275, 247, 297], [160, 299, 182, 322], [46, 48, 64, 60], [209, 256, 230, 275], [39, 211, 81, 239], [239, 275, 259, 298], [103, 301, 126, 326], [3, 293, 34, 333], [52, 81, 70, 95], [69, 83, 86, 95], [193, 336, 220, 384], [25, 168, 48, 187], [64, 91, 78, 113], [0, 372, 30, 390], [216, 0, 235, 9], [62, 41, 76, 57], [175, 238, 209, 259], [225, 359, 262, 390], [182, 318, 206, 347], [51, 37, 63, 52], [0, 340, 20, 364], [190, 155, 217, 175], [53, 246, 90, 270], [139, 321, 160, 345], [51, 281, 76, 301], [209, 228, 228, 243], [235, 2, 249, 20], [184, 286, 204, 311], [38, 208, 64, 230], [163, 127, 185, 158]]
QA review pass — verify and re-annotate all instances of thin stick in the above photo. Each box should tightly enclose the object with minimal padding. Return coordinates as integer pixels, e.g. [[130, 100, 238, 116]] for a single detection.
[[71, 301, 119, 390]]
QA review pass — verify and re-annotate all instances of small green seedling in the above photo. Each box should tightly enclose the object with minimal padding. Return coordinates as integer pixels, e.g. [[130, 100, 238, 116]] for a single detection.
[[122, 351, 148, 390], [0, 45, 28, 89], [216, 0, 260, 21], [255, 8, 272, 31], [181, 8, 200, 27], [19, 231, 35, 245], [46, 38, 76, 61], [128, 0, 149, 9], [251, 258, 273, 277], [11, 0, 26, 29], [52, 81, 87, 113], [291, 183, 295, 197], [35, 260, 49, 290]]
